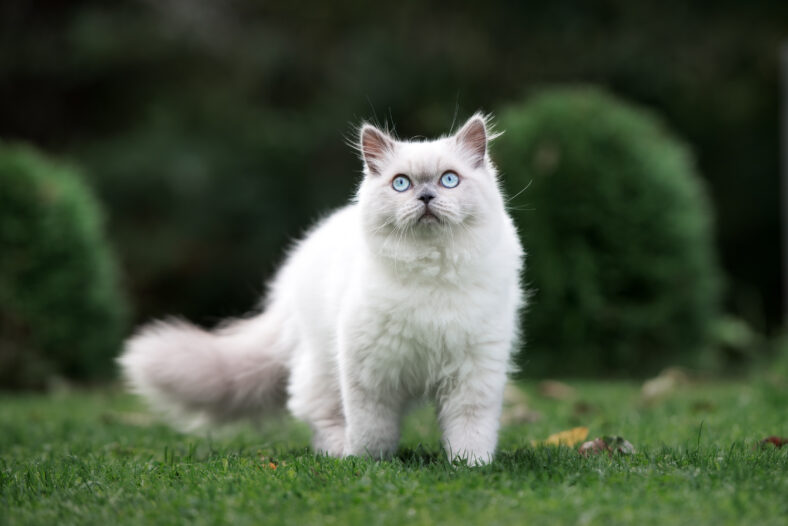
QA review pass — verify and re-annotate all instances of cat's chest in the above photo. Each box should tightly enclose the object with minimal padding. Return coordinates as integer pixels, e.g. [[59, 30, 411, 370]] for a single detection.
[[345, 284, 495, 395], [351, 279, 493, 358], [340, 265, 514, 393]]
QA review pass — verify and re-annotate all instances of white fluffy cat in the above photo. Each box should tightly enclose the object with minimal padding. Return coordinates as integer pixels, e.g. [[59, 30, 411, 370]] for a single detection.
[[119, 114, 524, 465]]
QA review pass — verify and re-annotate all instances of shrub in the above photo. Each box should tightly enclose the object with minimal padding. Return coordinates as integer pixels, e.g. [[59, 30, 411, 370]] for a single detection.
[[0, 143, 127, 388], [496, 87, 722, 376]]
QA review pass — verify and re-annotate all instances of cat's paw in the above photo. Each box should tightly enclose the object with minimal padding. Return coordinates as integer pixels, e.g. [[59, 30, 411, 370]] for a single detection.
[[447, 449, 494, 467]]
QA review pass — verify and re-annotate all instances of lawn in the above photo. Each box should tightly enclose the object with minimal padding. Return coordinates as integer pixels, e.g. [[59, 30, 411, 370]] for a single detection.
[[1, 377, 786, 525]]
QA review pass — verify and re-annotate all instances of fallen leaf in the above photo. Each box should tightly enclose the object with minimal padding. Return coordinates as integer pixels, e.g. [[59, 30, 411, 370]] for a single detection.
[[578, 438, 607, 456], [260, 456, 283, 469], [532, 426, 588, 447], [579, 436, 636, 456], [538, 380, 575, 400], [757, 436, 788, 449], [603, 436, 636, 455]]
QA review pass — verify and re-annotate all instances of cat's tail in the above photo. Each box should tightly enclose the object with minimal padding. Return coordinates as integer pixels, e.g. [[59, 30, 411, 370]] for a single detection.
[[118, 309, 293, 429]]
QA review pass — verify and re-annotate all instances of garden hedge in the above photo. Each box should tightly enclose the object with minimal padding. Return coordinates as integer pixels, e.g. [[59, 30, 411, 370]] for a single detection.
[[496, 88, 722, 376], [0, 143, 127, 388]]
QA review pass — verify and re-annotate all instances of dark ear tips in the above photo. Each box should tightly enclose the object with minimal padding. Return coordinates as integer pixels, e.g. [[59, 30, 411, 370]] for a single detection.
[[455, 114, 488, 168], [360, 125, 394, 176]]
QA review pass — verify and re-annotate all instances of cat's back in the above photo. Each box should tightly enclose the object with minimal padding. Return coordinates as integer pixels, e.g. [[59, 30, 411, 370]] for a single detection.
[[269, 204, 362, 311]]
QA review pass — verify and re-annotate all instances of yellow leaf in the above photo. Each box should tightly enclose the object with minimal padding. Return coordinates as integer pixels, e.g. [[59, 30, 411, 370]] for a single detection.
[[532, 426, 589, 447]]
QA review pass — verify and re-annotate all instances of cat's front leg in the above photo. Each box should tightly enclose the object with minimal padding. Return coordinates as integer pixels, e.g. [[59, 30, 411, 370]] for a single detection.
[[437, 364, 507, 466], [338, 358, 403, 459]]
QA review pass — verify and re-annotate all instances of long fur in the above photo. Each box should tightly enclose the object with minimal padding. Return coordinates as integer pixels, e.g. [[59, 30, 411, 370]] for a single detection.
[[119, 113, 524, 464], [119, 313, 292, 429]]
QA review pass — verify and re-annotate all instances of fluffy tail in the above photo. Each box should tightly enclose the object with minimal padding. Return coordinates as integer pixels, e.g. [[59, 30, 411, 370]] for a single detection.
[[118, 311, 291, 428]]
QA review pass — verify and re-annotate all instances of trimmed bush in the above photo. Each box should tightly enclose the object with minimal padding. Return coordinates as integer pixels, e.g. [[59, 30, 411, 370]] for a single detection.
[[0, 143, 127, 388], [496, 87, 722, 376]]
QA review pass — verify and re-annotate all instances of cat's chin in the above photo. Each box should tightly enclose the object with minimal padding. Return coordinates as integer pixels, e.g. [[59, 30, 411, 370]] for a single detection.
[[417, 212, 439, 224], [412, 215, 449, 232]]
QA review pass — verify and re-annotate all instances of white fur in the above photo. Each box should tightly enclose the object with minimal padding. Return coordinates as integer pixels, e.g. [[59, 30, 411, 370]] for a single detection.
[[119, 114, 524, 465]]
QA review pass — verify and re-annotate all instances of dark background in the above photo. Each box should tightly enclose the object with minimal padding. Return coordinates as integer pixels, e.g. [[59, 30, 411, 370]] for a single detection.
[[1, 0, 785, 334]]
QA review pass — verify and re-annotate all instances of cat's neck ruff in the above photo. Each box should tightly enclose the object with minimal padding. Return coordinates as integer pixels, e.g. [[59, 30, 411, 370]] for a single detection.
[[363, 213, 504, 285]]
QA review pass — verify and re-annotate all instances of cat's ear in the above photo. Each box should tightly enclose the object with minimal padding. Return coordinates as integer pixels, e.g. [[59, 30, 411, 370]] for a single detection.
[[454, 113, 489, 168], [360, 124, 395, 176]]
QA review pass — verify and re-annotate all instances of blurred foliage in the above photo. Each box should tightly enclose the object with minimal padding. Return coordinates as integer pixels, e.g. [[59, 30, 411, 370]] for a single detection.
[[0, 1, 786, 367], [760, 331, 788, 384], [0, 143, 127, 388], [497, 88, 722, 376]]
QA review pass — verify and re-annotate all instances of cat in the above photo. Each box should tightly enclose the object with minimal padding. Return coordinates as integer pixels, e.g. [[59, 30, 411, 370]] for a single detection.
[[119, 113, 524, 465]]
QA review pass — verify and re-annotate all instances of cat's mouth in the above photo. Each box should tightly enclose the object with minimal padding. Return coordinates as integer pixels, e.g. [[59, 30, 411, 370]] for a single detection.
[[418, 209, 439, 223]]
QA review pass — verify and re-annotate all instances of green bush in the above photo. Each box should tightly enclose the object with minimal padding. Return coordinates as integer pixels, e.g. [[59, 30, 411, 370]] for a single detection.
[[0, 143, 127, 388], [496, 87, 722, 376]]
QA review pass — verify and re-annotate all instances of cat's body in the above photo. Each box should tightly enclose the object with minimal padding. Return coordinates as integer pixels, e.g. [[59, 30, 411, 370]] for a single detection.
[[120, 114, 524, 464]]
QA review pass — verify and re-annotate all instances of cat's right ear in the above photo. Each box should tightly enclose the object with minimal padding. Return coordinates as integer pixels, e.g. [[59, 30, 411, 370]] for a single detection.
[[360, 124, 394, 176]]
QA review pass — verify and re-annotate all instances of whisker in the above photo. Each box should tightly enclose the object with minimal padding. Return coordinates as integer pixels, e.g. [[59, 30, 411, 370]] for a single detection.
[[506, 179, 533, 203], [369, 218, 396, 235]]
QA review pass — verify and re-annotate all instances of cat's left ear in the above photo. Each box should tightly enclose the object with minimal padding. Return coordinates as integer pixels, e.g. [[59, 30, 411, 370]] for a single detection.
[[454, 113, 488, 168], [360, 124, 395, 176]]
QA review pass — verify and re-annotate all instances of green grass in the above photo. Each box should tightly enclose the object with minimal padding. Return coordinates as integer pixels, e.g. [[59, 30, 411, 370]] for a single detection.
[[1, 379, 787, 525]]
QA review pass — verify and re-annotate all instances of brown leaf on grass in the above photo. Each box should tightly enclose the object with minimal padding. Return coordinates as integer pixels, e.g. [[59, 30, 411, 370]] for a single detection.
[[532, 426, 588, 447], [640, 367, 689, 404], [578, 438, 608, 456], [538, 380, 575, 400], [578, 436, 636, 456], [260, 457, 286, 469], [756, 436, 788, 449], [605, 436, 636, 455]]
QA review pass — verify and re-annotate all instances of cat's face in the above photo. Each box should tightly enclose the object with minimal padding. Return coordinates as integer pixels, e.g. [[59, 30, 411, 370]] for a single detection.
[[357, 114, 504, 246]]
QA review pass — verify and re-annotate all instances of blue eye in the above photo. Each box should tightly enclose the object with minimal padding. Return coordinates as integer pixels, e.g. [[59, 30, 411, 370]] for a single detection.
[[392, 175, 411, 192], [440, 171, 460, 188]]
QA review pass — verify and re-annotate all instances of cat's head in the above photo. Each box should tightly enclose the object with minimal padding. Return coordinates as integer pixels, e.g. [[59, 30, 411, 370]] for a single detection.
[[356, 113, 505, 251]]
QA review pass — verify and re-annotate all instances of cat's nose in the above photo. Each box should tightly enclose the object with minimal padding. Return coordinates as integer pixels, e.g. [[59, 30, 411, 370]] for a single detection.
[[417, 191, 436, 204]]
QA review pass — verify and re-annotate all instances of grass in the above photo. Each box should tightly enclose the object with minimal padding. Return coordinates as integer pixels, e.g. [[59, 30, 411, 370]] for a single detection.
[[1, 377, 787, 525]]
